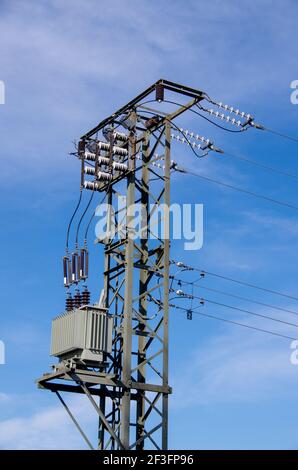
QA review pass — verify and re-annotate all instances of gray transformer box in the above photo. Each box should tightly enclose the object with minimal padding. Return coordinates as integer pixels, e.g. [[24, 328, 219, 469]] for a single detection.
[[50, 306, 113, 364]]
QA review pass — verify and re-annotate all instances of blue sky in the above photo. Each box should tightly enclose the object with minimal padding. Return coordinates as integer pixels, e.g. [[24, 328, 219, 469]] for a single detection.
[[1, 0, 298, 449]]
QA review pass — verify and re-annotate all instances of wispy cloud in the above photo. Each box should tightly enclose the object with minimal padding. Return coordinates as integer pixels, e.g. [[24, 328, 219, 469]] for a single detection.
[[0, 394, 95, 449], [171, 315, 298, 408], [0, 0, 297, 181]]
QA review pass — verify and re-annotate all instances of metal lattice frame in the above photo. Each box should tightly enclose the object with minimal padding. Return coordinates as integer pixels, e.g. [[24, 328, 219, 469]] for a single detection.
[[36, 80, 205, 450]]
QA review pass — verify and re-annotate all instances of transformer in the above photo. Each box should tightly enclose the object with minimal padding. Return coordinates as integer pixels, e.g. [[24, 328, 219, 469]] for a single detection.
[[50, 305, 113, 365]]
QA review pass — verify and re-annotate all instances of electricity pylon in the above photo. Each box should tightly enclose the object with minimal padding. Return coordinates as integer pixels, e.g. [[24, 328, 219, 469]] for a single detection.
[[36, 80, 205, 450]]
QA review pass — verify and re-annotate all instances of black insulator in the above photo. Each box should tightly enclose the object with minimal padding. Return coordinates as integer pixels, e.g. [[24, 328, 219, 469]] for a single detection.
[[66, 293, 73, 311], [78, 140, 85, 155], [81, 286, 91, 305], [155, 83, 164, 102], [74, 289, 81, 308], [63, 256, 70, 287], [85, 250, 89, 278], [79, 248, 88, 280], [186, 309, 193, 320], [71, 252, 79, 283]]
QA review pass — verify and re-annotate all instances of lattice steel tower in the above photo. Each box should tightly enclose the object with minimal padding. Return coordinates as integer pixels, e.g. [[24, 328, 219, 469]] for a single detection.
[[37, 80, 206, 450]]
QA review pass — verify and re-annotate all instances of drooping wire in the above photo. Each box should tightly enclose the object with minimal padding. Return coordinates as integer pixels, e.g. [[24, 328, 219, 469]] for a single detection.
[[171, 262, 298, 302], [195, 103, 249, 133], [170, 303, 297, 341], [191, 295, 298, 329], [170, 121, 209, 159], [84, 191, 107, 242], [173, 130, 298, 180], [75, 190, 95, 245], [264, 127, 298, 144], [177, 166, 298, 212], [172, 278, 298, 316], [216, 150, 298, 181], [66, 188, 83, 250], [163, 99, 248, 133]]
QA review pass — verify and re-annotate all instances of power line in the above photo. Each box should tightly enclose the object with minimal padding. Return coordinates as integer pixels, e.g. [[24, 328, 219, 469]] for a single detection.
[[164, 97, 298, 143], [178, 166, 298, 211], [75, 190, 95, 244], [195, 295, 298, 329], [217, 150, 298, 181], [170, 120, 209, 159], [172, 128, 298, 181], [84, 191, 107, 241], [164, 99, 247, 133], [172, 262, 298, 302], [170, 303, 297, 341], [173, 278, 298, 316], [66, 188, 83, 250], [264, 127, 298, 144]]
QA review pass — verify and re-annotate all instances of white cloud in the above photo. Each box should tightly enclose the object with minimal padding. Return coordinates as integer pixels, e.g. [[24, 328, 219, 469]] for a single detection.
[[0, 394, 96, 449], [171, 314, 298, 408], [0, 0, 297, 182]]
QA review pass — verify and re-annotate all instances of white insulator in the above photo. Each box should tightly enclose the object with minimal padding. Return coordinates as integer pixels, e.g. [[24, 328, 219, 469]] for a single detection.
[[97, 156, 110, 165], [84, 153, 127, 172], [84, 151, 97, 161], [96, 141, 109, 151], [97, 156, 127, 171], [112, 161, 127, 172], [84, 166, 95, 175], [113, 131, 128, 142], [171, 133, 202, 151], [208, 100, 252, 120], [176, 289, 184, 296], [84, 181, 101, 191], [98, 171, 112, 181], [96, 141, 128, 156], [205, 107, 246, 127]]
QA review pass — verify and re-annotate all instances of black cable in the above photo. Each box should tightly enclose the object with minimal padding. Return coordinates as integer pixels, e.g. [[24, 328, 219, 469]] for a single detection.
[[264, 127, 298, 144], [195, 103, 249, 133], [162, 99, 248, 133], [168, 106, 298, 181], [171, 126, 298, 181], [170, 121, 209, 159], [219, 151, 298, 181], [136, 99, 159, 108], [171, 303, 297, 341], [84, 192, 107, 241], [75, 190, 95, 245], [174, 265, 298, 302], [180, 166, 298, 211], [174, 278, 298, 316], [66, 188, 83, 250], [194, 296, 298, 329]]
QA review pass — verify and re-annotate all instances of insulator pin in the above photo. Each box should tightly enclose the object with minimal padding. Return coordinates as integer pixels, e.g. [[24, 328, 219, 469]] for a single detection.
[[74, 289, 81, 308], [81, 286, 91, 305], [71, 252, 79, 283], [63, 256, 70, 287], [66, 292, 74, 311], [79, 248, 88, 280], [93, 141, 128, 156]]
